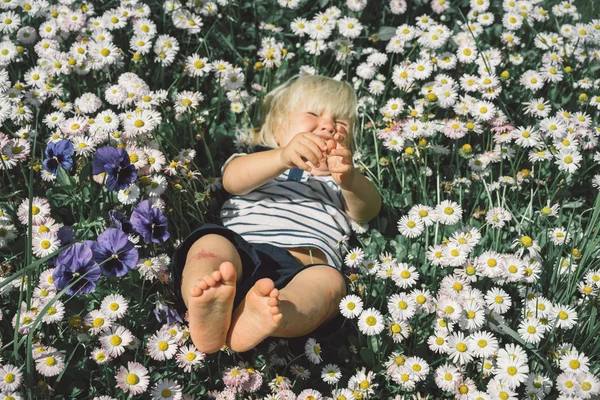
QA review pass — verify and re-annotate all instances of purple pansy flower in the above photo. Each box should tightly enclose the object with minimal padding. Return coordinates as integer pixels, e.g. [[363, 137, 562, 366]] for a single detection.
[[154, 303, 184, 325], [43, 140, 74, 175], [92, 146, 137, 191], [130, 200, 170, 245], [92, 228, 139, 277], [108, 210, 134, 234], [52, 241, 101, 295]]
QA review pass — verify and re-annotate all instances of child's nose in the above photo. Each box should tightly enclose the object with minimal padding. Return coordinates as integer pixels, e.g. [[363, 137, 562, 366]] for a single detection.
[[318, 118, 335, 133]]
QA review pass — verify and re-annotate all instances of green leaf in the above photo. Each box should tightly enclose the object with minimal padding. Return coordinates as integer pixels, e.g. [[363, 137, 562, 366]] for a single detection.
[[360, 347, 375, 367], [57, 166, 73, 187], [318, 0, 329, 7], [377, 26, 396, 41]]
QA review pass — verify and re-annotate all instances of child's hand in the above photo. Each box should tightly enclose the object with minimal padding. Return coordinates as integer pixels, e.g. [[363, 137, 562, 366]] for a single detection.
[[279, 132, 328, 171], [326, 133, 357, 190]]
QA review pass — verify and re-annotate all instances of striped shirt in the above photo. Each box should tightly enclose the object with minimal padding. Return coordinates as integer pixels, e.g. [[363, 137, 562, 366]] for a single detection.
[[219, 145, 353, 269]]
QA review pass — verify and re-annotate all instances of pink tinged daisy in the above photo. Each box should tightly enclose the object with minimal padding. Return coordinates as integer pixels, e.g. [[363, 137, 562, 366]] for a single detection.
[[99, 325, 134, 357], [435, 200, 462, 225], [90, 347, 112, 365], [357, 307, 385, 336], [35, 350, 65, 377], [147, 330, 178, 361], [321, 363, 342, 385], [175, 344, 205, 373], [17, 196, 51, 226], [397, 215, 425, 238], [339, 294, 363, 318], [84, 309, 113, 335], [0, 364, 23, 392], [485, 287, 512, 314], [101, 293, 128, 320], [41, 300, 65, 324], [115, 362, 149, 396], [151, 378, 182, 400]]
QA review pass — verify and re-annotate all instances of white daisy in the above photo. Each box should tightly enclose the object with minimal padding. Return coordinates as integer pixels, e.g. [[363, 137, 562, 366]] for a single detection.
[[151, 378, 182, 400], [35, 350, 65, 377], [357, 307, 385, 336], [339, 294, 363, 318], [31, 231, 60, 258], [321, 363, 342, 385], [147, 330, 178, 361], [435, 200, 462, 225], [99, 325, 134, 357], [397, 215, 425, 238], [101, 293, 129, 320], [344, 247, 365, 268], [304, 337, 322, 364]]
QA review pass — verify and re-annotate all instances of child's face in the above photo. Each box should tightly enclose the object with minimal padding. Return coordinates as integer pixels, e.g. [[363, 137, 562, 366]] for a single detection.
[[277, 109, 351, 174]]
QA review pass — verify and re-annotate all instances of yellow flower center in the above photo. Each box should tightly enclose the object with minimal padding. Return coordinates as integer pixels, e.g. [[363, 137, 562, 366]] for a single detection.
[[126, 373, 139, 385]]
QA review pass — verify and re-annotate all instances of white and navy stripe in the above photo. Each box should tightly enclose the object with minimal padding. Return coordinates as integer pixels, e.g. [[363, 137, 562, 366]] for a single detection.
[[220, 149, 352, 268]]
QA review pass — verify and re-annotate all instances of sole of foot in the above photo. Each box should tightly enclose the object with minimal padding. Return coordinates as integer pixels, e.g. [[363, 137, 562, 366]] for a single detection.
[[187, 261, 237, 354], [226, 278, 283, 353]]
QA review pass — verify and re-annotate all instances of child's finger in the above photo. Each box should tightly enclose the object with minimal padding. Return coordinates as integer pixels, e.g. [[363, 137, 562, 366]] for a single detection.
[[334, 133, 349, 148]]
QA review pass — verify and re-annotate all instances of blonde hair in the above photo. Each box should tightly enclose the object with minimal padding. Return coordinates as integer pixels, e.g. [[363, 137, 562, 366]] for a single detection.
[[249, 74, 359, 153]]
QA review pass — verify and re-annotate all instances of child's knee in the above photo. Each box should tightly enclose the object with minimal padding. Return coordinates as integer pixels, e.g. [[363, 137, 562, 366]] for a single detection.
[[319, 267, 347, 303]]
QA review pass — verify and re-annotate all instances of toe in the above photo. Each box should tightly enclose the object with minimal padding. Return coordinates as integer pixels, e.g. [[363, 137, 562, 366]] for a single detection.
[[197, 279, 209, 290], [220, 261, 237, 285], [205, 276, 217, 287], [270, 305, 280, 315], [269, 288, 279, 298], [210, 269, 223, 282], [190, 286, 203, 297], [253, 278, 275, 297], [267, 296, 278, 307]]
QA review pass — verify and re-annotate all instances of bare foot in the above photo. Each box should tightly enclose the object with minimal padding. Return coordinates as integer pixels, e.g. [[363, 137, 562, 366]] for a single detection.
[[187, 261, 237, 354], [226, 278, 283, 353]]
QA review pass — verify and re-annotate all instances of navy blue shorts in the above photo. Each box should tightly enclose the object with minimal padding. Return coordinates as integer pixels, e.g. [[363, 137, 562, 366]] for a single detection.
[[170, 223, 349, 339]]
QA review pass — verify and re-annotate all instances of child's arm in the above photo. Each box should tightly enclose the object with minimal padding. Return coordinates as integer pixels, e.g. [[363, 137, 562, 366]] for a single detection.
[[222, 148, 287, 195], [341, 173, 382, 224]]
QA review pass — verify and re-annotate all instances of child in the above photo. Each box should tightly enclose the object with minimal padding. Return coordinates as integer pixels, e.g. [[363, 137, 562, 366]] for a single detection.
[[171, 74, 382, 354]]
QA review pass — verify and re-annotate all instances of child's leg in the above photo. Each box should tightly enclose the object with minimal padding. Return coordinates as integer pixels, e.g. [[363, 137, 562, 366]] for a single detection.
[[181, 234, 245, 354], [226, 266, 346, 352]]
